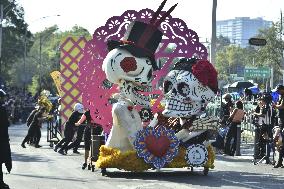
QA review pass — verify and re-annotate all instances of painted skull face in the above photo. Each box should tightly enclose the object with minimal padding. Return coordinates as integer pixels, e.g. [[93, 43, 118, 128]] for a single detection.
[[162, 70, 215, 117], [102, 48, 153, 107]]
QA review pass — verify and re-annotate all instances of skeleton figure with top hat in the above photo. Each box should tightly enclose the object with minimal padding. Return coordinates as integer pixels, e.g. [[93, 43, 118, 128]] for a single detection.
[[102, 0, 177, 153]]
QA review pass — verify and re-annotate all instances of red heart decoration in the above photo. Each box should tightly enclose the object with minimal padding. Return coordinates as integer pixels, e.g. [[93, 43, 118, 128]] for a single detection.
[[145, 135, 170, 157]]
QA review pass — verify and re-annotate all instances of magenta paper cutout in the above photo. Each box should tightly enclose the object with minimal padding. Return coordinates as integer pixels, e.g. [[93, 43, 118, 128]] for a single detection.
[[78, 8, 208, 133]]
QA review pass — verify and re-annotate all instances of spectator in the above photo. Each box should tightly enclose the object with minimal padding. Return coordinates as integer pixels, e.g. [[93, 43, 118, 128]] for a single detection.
[[221, 93, 234, 125], [0, 89, 12, 189], [254, 97, 273, 164], [273, 85, 284, 168], [224, 100, 245, 156]]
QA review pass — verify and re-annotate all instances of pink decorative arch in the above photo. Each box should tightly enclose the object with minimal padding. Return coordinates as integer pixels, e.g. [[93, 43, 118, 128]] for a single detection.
[[78, 8, 208, 133]]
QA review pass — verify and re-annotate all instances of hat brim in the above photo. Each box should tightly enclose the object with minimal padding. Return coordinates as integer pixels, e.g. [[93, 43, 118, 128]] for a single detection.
[[107, 40, 158, 70]]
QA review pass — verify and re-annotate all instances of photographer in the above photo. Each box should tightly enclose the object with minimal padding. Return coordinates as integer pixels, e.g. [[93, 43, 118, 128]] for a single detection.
[[254, 96, 273, 164]]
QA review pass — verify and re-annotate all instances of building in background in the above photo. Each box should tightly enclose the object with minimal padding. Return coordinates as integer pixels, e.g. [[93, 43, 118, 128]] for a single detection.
[[217, 17, 272, 47]]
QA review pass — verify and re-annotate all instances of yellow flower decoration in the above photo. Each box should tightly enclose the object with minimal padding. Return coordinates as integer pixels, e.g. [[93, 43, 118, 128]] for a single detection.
[[95, 145, 215, 171]]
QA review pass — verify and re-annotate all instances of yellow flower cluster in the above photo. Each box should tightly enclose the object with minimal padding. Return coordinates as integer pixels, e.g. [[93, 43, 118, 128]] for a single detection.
[[38, 96, 53, 113], [95, 145, 216, 171], [204, 145, 215, 169], [96, 145, 151, 172]]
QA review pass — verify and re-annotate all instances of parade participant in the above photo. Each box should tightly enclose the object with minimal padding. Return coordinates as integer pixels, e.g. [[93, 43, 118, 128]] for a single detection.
[[0, 89, 12, 189], [224, 100, 245, 156], [273, 85, 284, 168], [54, 103, 84, 155], [21, 107, 46, 148], [75, 109, 103, 169], [25, 106, 39, 145]]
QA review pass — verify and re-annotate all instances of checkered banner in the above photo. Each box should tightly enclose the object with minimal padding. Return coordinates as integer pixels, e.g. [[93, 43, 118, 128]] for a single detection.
[[60, 37, 88, 126]]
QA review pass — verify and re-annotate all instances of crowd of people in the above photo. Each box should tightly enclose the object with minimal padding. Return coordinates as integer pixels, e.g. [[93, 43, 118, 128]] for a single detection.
[[212, 85, 284, 168]]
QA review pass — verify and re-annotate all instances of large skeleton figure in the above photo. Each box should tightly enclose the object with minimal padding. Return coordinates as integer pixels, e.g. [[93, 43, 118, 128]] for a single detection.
[[102, 49, 153, 152], [150, 58, 218, 144], [102, 0, 177, 152]]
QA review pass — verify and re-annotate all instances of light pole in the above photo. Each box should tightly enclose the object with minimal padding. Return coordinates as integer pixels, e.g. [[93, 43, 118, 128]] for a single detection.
[[23, 15, 60, 95], [211, 0, 217, 65]]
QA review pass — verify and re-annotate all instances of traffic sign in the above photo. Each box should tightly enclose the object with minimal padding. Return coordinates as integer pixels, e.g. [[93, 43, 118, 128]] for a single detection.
[[248, 38, 267, 46], [244, 67, 270, 78]]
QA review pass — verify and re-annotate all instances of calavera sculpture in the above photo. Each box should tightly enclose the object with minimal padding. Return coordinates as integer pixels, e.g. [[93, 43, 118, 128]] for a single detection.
[[163, 58, 218, 118], [102, 1, 178, 152], [102, 48, 153, 107]]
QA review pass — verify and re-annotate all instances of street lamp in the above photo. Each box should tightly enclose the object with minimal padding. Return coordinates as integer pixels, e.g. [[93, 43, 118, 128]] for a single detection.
[[23, 14, 60, 95]]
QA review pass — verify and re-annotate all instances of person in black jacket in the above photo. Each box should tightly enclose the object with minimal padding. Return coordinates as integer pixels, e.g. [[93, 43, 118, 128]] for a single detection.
[[54, 103, 84, 155], [0, 89, 12, 189], [21, 107, 46, 148]]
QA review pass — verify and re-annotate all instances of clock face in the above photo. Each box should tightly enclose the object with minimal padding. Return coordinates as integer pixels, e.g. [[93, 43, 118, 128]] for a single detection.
[[185, 144, 208, 167]]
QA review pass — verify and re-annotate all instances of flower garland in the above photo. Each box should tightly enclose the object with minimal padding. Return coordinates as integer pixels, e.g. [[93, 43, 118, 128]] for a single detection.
[[95, 144, 215, 171]]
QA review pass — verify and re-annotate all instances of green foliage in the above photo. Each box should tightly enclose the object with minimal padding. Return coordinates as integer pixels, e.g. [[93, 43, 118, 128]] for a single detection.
[[28, 75, 39, 96], [25, 25, 91, 95], [253, 22, 284, 85], [1, 0, 32, 81]]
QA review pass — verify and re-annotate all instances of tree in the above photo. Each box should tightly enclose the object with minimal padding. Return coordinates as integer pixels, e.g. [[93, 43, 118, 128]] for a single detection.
[[1, 0, 32, 82], [253, 22, 284, 86], [23, 25, 91, 95], [216, 35, 230, 52]]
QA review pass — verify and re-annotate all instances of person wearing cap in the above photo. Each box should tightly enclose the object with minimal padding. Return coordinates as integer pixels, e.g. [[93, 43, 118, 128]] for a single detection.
[[273, 85, 284, 168], [0, 89, 12, 189], [21, 107, 46, 148], [54, 103, 84, 155], [221, 93, 234, 125]]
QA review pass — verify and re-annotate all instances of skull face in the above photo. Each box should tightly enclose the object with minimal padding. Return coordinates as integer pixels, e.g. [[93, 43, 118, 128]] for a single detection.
[[162, 70, 215, 117], [102, 48, 153, 107]]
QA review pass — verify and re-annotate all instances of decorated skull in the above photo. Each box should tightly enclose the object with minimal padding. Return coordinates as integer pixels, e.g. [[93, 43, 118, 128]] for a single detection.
[[162, 58, 218, 117], [102, 48, 153, 107], [102, 19, 166, 107]]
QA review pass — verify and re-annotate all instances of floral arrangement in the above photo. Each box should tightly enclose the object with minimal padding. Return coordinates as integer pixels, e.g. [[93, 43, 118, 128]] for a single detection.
[[95, 144, 215, 171], [95, 145, 151, 172], [37, 95, 53, 113], [134, 126, 179, 169], [204, 144, 215, 169]]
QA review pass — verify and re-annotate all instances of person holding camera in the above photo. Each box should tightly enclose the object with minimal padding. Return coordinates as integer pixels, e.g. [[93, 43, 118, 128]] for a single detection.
[[254, 97, 273, 164]]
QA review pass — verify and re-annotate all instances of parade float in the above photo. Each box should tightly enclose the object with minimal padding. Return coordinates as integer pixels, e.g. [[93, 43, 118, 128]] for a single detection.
[[60, 0, 219, 175]]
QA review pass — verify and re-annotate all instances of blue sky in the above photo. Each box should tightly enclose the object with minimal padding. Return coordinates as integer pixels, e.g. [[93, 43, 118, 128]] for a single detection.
[[18, 0, 283, 40]]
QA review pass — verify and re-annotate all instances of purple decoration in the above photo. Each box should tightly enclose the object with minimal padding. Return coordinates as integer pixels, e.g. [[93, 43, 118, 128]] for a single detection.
[[78, 8, 208, 133]]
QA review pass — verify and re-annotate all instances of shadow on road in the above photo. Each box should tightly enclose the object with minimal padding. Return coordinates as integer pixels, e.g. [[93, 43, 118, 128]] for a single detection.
[[100, 169, 284, 189], [10, 173, 87, 183], [11, 152, 52, 162]]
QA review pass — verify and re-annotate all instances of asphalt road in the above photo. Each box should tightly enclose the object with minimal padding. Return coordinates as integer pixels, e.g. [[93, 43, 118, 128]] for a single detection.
[[3, 124, 284, 189]]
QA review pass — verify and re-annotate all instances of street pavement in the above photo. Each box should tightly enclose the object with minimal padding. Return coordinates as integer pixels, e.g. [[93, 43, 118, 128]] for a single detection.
[[3, 124, 284, 189]]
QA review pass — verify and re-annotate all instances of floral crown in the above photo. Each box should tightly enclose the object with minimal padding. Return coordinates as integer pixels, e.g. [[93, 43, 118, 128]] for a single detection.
[[172, 58, 218, 94]]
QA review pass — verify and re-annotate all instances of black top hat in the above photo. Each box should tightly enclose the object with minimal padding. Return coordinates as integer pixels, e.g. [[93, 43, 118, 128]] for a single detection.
[[107, 0, 177, 71]]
